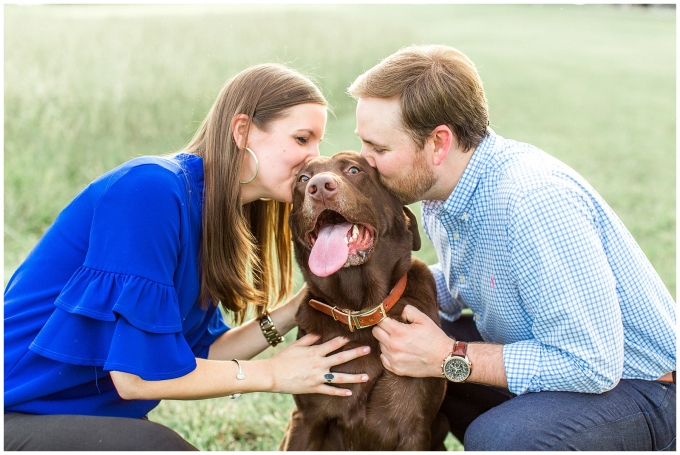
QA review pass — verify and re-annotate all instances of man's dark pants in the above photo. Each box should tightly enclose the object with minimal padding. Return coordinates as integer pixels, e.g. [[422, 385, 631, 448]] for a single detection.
[[439, 314, 676, 451]]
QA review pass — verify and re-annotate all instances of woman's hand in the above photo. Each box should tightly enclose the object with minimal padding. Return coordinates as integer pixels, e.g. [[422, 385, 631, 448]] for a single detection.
[[112, 333, 371, 401], [265, 333, 371, 396]]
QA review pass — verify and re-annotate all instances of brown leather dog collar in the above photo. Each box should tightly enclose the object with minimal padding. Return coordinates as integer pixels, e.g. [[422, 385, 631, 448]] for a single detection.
[[308, 274, 407, 332]]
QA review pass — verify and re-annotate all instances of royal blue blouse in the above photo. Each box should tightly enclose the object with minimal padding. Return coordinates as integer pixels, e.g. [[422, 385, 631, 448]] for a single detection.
[[4, 153, 229, 417]]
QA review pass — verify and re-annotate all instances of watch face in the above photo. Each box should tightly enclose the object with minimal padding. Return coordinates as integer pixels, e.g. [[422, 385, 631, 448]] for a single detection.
[[444, 357, 470, 382]]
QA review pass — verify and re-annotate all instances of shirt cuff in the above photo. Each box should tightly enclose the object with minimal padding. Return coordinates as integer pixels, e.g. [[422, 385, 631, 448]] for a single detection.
[[503, 340, 543, 395]]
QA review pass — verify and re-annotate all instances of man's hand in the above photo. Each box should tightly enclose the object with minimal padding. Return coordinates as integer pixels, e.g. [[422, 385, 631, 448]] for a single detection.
[[372, 304, 453, 378]]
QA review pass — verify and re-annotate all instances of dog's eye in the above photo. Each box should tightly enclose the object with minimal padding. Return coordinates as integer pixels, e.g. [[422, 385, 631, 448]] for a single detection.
[[347, 166, 360, 175], [298, 174, 310, 183]]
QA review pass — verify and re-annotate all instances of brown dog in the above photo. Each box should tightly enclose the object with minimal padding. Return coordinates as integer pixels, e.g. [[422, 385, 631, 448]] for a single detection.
[[280, 152, 448, 451]]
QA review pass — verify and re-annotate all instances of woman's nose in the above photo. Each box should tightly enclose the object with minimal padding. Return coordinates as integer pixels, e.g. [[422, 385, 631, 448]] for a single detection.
[[306, 147, 320, 163]]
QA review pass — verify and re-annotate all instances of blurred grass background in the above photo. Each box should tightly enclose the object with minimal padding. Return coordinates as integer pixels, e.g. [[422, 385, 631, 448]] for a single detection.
[[4, 4, 675, 451]]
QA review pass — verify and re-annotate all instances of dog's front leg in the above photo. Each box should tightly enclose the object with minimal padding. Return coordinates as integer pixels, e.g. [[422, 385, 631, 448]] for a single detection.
[[279, 406, 328, 451], [429, 412, 450, 451], [279, 407, 307, 450], [395, 419, 432, 451]]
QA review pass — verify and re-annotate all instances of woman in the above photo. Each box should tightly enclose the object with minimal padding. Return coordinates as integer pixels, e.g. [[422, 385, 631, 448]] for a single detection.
[[4, 63, 370, 450]]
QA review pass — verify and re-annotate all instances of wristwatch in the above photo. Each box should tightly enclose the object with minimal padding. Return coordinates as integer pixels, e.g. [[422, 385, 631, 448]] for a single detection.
[[441, 340, 471, 382], [258, 311, 286, 347]]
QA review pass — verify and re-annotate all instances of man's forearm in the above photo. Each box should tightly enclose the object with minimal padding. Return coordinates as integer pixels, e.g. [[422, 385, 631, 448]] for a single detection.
[[373, 305, 509, 389], [466, 342, 508, 389]]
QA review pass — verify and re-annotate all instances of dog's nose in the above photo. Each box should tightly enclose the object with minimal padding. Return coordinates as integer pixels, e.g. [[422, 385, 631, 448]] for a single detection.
[[307, 173, 338, 200]]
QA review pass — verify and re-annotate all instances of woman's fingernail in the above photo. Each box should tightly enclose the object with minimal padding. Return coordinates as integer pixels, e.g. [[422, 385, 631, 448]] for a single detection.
[[363, 347, 371, 353], [346, 390, 352, 396], [361, 375, 369, 381]]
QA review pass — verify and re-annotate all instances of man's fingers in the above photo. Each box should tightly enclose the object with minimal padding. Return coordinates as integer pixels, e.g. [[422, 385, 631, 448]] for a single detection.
[[371, 324, 388, 343], [376, 315, 400, 332], [401, 304, 425, 324], [380, 353, 394, 372], [376, 307, 427, 332]]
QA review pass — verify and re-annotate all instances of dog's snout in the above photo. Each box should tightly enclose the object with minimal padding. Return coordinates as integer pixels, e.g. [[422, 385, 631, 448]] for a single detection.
[[308, 173, 338, 201]]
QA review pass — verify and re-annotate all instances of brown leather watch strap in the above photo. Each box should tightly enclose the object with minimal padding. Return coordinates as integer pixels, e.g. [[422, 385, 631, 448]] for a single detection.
[[451, 340, 468, 357], [308, 274, 407, 332]]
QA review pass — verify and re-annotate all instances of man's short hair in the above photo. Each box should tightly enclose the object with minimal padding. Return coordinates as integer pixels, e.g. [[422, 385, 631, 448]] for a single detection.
[[348, 44, 489, 152]]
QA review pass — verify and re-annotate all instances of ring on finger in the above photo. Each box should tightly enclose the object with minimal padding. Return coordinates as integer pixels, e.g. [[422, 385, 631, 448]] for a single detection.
[[324, 373, 335, 383]]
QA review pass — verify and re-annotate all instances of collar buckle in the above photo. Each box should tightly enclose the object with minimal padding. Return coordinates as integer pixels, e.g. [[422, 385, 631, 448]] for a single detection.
[[348, 303, 387, 331]]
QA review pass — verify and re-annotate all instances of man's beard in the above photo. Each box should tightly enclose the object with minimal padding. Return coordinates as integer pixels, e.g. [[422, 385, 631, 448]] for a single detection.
[[380, 151, 437, 205]]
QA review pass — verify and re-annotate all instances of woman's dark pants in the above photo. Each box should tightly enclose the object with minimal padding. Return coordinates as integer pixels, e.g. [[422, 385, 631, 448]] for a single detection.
[[4, 413, 197, 451]]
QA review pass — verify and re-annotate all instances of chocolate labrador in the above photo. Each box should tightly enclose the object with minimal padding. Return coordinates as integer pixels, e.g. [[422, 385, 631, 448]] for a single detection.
[[280, 151, 448, 451]]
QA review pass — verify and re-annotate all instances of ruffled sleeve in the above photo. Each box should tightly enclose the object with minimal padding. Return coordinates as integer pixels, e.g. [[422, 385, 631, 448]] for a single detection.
[[29, 162, 199, 380], [191, 308, 230, 360]]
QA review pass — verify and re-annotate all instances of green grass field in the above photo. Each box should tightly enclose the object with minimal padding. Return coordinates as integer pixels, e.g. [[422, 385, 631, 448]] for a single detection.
[[4, 4, 675, 451]]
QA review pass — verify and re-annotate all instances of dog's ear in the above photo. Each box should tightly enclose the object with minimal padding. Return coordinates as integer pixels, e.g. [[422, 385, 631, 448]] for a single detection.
[[403, 206, 421, 251]]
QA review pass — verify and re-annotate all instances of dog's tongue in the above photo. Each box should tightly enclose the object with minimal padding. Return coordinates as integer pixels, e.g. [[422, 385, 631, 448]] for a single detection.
[[309, 221, 352, 277]]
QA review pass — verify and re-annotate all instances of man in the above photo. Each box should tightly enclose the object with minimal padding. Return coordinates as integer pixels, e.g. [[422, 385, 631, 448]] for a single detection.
[[349, 45, 676, 450]]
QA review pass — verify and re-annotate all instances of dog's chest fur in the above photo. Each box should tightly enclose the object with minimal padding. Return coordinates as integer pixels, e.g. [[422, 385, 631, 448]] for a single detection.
[[293, 259, 443, 430]]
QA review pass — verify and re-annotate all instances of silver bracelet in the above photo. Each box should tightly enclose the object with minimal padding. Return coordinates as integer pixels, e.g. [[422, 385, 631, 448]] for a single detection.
[[228, 359, 245, 399]]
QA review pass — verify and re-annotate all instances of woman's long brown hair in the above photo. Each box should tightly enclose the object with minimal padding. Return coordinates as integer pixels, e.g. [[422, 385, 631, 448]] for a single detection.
[[183, 63, 327, 324]]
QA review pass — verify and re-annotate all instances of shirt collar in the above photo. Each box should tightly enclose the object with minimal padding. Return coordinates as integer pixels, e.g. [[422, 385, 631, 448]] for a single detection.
[[422, 130, 498, 219]]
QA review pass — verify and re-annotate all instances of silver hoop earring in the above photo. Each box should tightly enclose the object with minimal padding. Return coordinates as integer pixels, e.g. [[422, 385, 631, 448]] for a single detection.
[[240, 147, 259, 184]]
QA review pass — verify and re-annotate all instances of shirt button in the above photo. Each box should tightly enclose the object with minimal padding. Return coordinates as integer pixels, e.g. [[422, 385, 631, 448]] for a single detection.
[[453, 233, 460, 240], [459, 276, 465, 284], [461, 213, 470, 221], [474, 314, 480, 322]]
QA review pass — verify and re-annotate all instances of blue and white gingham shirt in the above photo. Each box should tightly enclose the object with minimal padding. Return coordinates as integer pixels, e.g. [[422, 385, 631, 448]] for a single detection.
[[423, 131, 676, 395]]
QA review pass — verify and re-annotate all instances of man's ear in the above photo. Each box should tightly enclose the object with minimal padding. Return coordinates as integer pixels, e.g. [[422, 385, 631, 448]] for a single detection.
[[231, 113, 250, 149], [403, 206, 422, 251], [431, 125, 453, 166]]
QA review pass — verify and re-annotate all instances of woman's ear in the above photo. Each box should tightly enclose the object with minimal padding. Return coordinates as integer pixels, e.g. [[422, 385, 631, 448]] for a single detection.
[[231, 114, 250, 149]]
